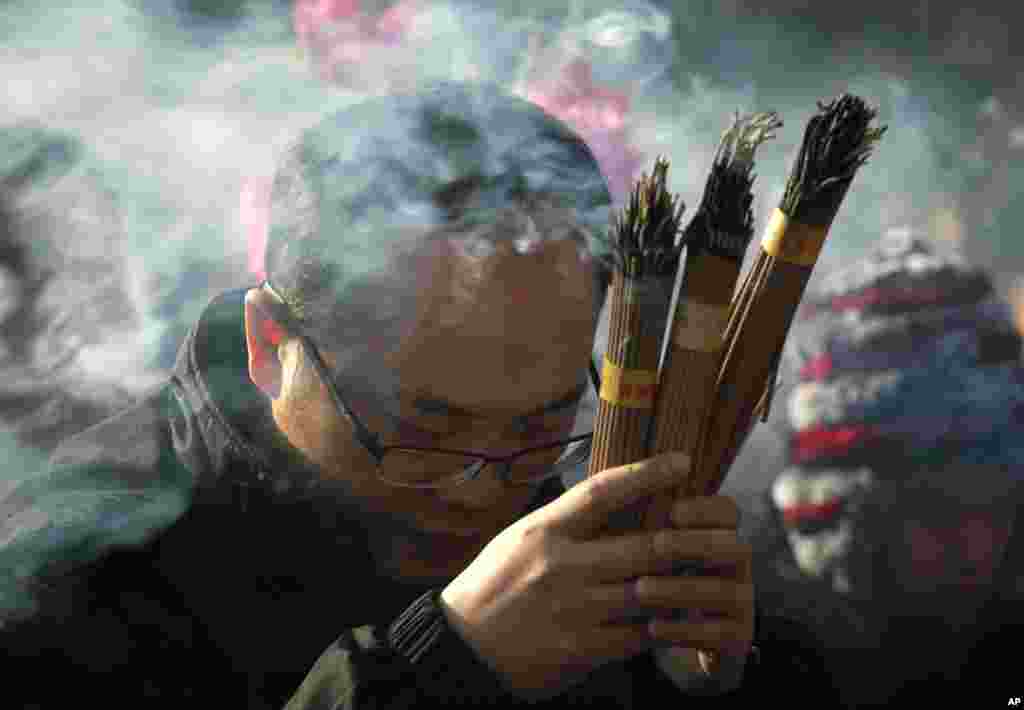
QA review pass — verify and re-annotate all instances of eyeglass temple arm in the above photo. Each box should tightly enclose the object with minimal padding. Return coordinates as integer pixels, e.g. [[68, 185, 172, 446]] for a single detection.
[[266, 282, 603, 460], [303, 337, 389, 461], [262, 281, 387, 461]]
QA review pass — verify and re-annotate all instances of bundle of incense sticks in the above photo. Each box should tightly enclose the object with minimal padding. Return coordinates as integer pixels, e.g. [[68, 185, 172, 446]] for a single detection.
[[693, 94, 887, 497], [587, 157, 684, 533], [642, 111, 783, 529]]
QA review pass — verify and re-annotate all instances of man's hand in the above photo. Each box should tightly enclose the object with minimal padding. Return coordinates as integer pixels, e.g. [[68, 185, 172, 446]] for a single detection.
[[438, 452, 754, 699], [654, 495, 755, 690]]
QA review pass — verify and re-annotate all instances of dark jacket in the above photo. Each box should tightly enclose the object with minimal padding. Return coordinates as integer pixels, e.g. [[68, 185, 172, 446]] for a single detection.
[[1, 289, 838, 709]]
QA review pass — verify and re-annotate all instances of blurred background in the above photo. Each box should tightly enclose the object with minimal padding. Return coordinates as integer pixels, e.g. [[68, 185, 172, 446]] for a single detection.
[[1, 0, 1020, 495]]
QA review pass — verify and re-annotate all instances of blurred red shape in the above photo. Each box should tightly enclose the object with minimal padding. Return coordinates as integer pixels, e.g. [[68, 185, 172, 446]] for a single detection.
[[781, 498, 844, 527], [791, 425, 877, 464], [799, 352, 834, 381], [240, 176, 273, 282], [523, 58, 643, 203]]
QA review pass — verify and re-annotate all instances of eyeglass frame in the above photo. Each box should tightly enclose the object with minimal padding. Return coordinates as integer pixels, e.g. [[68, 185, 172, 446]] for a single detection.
[[260, 281, 601, 488]]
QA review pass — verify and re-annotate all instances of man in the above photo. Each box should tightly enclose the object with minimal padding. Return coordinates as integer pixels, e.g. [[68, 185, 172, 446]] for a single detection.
[[747, 230, 1024, 706], [2, 82, 832, 708]]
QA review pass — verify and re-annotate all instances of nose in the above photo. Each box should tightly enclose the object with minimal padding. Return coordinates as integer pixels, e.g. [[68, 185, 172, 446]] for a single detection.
[[432, 463, 507, 509], [432, 429, 522, 509]]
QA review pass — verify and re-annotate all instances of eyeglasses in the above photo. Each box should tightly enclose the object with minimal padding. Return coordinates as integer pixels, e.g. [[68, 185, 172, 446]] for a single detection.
[[262, 281, 600, 490]]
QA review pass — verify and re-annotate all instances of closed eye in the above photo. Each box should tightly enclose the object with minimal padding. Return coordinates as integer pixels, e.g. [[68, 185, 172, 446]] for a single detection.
[[387, 413, 575, 449], [384, 413, 450, 446], [516, 415, 576, 439]]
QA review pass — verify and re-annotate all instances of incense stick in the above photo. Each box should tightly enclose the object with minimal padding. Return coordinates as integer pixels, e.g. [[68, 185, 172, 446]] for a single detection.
[[694, 94, 886, 497], [643, 112, 782, 527], [588, 157, 683, 534]]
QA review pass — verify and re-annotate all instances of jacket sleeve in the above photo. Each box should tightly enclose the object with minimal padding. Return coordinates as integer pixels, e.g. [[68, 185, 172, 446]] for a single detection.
[[284, 589, 677, 710], [284, 591, 841, 710], [284, 590, 507, 709]]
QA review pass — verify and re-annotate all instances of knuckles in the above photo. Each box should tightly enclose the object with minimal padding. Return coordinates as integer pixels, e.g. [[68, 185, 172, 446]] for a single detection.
[[516, 519, 551, 545], [567, 474, 611, 515], [515, 524, 564, 583], [581, 475, 609, 506], [656, 453, 682, 482], [526, 553, 559, 587], [640, 575, 753, 616], [670, 495, 742, 529]]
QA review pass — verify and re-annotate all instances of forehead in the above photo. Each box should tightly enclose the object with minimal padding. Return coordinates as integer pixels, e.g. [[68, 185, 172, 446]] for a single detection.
[[377, 233, 598, 416], [436, 184, 590, 241]]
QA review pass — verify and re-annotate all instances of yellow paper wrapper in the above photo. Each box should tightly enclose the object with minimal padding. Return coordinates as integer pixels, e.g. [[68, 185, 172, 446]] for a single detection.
[[600, 357, 658, 408], [761, 208, 828, 266]]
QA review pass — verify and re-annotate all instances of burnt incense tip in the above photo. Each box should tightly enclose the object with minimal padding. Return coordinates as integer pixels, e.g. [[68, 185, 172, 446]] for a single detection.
[[612, 155, 685, 276], [715, 111, 784, 176], [683, 111, 781, 261], [781, 93, 887, 224]]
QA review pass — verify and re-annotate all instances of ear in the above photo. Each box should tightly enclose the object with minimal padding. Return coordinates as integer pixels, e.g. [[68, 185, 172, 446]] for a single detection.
[[244, 288, 287, 399]]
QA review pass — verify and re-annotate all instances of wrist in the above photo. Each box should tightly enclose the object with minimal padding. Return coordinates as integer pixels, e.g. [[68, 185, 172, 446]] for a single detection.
[[388, 589, 509, 704]]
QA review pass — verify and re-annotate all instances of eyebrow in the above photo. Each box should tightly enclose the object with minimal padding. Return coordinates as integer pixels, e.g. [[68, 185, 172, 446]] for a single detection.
[[411, 381, 588, 424]]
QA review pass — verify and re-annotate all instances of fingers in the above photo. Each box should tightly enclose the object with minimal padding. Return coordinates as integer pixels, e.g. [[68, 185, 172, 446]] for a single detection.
[[648, 617, 753, 656], [569, 528, 750, 583], [549, 582, 641, 626], [670, 495, 741, 531], [543, 453, 690, 538], [634, 575, 754, 619], [558, 576, 753, 627], [575, 623, 655, 664]]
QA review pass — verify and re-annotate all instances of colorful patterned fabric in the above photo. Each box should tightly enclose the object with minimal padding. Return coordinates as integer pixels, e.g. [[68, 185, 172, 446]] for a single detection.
[[769, 229, 1024, 589], [783, 230, 1023, 471]]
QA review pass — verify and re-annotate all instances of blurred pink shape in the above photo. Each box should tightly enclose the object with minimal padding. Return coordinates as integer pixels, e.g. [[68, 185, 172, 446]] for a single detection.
[[523, 58, 644, 204], [294, 0, 361, 44], [294, 0, 420, 83], [240, 176, 273, 282], [292, 2, 645, 203], [376, 0, 418, 41]]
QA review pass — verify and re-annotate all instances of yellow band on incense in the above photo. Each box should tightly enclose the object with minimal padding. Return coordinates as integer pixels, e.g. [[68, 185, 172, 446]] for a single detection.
[[673, 299, 729, 352], [600, 356, 658, 408], [761, 208, 828, 266]]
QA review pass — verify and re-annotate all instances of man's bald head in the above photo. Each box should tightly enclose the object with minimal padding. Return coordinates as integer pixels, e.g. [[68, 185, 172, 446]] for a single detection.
[[261, 81, 614, 383], [243, 82, 612, 578]]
